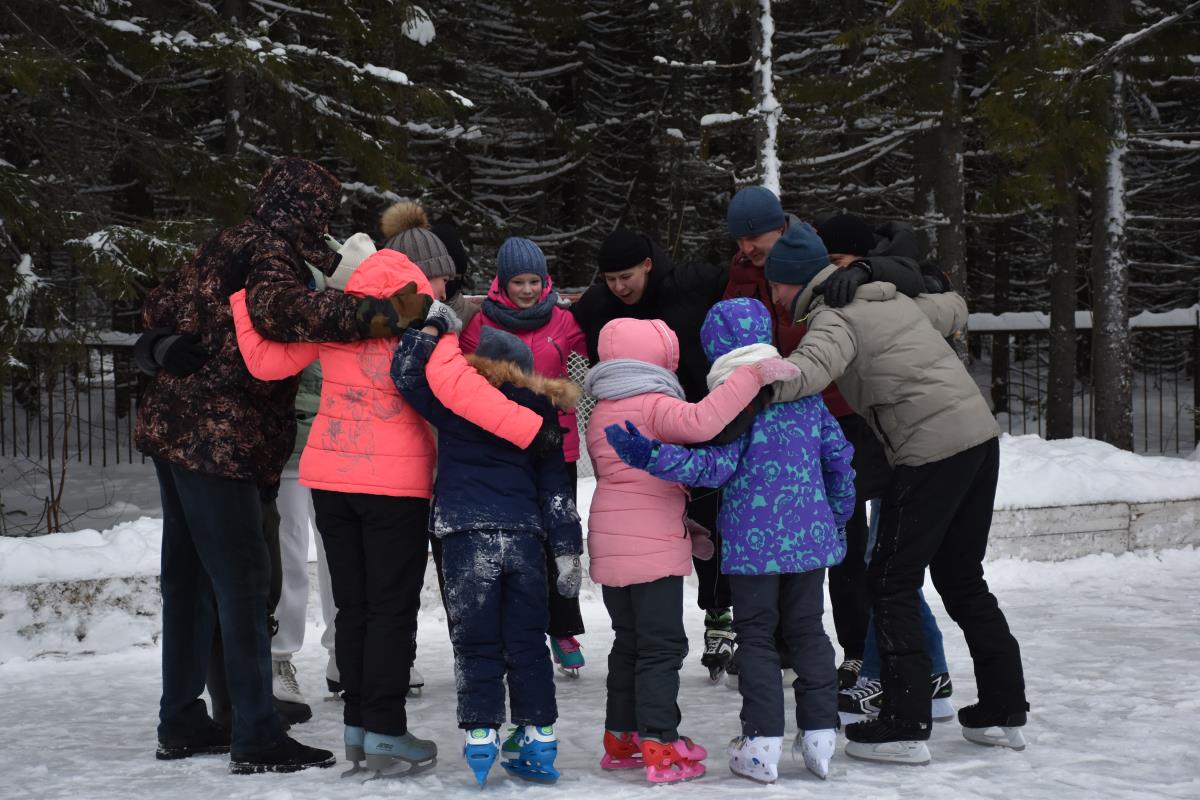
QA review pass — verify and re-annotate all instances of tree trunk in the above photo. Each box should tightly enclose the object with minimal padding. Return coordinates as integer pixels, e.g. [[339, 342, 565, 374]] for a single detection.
[[1089, 0, 1132, 450], [1047, 183, 1078, 439], [991, 222, 1011, 416], [752, 0, 781, 195], [933, 28, 966, 294], [224, 0, 245, 156]]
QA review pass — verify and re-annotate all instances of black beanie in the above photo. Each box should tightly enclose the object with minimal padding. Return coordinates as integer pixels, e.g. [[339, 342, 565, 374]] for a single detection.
[[597, 228, 651, 273], [815, 214, 876, 258], [430, 218, 470, 276]]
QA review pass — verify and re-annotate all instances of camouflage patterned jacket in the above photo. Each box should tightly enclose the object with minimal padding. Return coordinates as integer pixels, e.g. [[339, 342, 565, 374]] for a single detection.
[[135, 157, 365, 486]]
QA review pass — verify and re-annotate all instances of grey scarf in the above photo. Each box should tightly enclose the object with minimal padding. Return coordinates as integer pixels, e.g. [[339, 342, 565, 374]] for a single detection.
[[585, 359, 686, 401]]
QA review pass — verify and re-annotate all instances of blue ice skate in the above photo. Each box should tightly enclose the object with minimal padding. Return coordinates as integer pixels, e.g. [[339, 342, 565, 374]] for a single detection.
[[341, 725, 366, 778], [362, 730, 437, 780], [464, 728, 500, 787], [501, 725, 560, 783]]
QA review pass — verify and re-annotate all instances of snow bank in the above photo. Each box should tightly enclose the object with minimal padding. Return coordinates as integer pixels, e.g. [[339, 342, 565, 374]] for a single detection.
[[0, 518, 162, 587], [995, 434, 1200, 509]]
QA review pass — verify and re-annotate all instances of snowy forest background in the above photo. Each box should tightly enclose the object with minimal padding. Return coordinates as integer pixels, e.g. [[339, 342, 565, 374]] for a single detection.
[[1, 0, 1198, 533]]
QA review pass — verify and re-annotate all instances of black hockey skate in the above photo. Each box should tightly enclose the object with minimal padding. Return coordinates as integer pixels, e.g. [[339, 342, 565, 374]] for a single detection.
[[701, 609, 735, 682], [844, 716, 931, 765], [958, 702, 1029, 751]]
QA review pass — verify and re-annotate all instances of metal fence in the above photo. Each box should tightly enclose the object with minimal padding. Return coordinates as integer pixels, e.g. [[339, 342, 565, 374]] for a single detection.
[[3, 307, 1196, 479]]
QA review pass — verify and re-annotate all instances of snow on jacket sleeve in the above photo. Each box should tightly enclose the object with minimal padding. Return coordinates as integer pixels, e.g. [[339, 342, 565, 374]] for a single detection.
[[391, 329, 453, 428], [646, 437, 746, 489], [647, 365, 763, 444], [818, 403, 857, 528], [773, 311, 857, 404], [229, 289, 319, 381], [532, 404, 583, 558], [243, 242, 362, 343], [423, 333, 543, 449]]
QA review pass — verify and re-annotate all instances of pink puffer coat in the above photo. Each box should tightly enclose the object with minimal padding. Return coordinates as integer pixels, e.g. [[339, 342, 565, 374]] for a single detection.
[[230, 249, 543, 497], [459, 276, 588, 461], [585, 318, 764, 588]]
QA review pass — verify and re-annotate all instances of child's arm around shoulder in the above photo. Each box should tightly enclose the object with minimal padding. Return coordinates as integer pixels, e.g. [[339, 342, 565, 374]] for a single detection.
[[646, 363, 765, 444], [229, 288, 320, 381]]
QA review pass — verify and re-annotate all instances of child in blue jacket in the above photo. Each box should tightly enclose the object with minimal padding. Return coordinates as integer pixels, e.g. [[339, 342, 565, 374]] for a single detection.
[[392, 317, 583, 788], [606, 297, 855, 784]]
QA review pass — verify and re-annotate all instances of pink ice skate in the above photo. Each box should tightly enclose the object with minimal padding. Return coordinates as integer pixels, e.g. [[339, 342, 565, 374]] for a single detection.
[[600, 730, 642, 769], [641, 737, 706, 784]]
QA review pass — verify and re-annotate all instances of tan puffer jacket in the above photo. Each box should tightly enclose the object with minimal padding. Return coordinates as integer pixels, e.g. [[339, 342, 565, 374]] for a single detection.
[[773, 265, 998, 467]]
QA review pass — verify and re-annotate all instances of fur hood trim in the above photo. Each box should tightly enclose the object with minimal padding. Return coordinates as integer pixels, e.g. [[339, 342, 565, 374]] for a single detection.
[[381, 201, 429, 240], [465, 355, 581, 410]]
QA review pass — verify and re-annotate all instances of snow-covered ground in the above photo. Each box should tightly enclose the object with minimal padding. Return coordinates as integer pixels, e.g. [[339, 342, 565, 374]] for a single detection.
[[2, 547, 1199, 799]]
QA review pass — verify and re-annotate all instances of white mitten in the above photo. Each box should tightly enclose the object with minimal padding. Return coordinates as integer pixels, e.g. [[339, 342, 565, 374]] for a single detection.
[[554, 554, 583, 599]]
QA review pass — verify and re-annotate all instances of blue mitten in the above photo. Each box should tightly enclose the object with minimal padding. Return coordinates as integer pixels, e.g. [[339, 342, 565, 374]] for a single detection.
[[604, 420, 657, 470]]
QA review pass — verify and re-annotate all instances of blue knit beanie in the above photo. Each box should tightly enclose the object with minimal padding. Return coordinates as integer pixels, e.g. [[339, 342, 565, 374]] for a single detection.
[[727, 186, 786, 238], [476, 326, 534, 374], [764, 222, 830, 286], [496, 237, 548, 287]]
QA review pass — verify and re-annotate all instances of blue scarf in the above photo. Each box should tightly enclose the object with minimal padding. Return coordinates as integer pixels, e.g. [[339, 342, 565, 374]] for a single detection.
[[482, 291, 559, 332]]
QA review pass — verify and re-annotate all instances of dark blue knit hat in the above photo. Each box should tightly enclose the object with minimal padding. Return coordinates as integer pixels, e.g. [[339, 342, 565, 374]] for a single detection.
[[476, 326, 534, 374], [764, 222, 830, 286], [496, 237, 548, 287], [727, 186, 786, 238]]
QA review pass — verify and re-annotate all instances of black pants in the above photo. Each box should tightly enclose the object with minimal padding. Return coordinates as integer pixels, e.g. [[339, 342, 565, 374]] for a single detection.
[[603, 576, 688, 742], [730, 571, 838, 736], [313, 490, 429, 735], [153, 459, 281, 753], [871, 438, 1026, 723], [828, 413, 891, 661], [546, 463, 585, 638], [688, 489, 730, 612]]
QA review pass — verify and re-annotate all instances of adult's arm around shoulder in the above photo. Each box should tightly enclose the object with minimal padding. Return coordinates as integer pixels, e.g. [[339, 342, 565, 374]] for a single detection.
[[772, 310, 857, 403]]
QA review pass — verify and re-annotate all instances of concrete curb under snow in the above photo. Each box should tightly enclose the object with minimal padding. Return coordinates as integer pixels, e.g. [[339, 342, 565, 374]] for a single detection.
[[2, 498, 1198, 664]]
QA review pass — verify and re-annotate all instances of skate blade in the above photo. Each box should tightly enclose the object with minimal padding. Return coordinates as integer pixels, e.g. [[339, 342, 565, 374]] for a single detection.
[[341, 762, 365, 779], [646, 762, 706, 784], [600, 756, 642, 770], [556, 666, 581, 679], [962, 725, 1026, 751], [500, 761, 560, 783], [844, 740, 931, 766], [931, 697, 955, 722], [408, 686, 423, 697], [361, 756, 437, 782], [729, 765, 777, 785]]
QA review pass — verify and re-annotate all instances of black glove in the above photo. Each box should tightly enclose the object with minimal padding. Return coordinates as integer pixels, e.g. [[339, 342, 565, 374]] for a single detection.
[[820, 262, 871, 308], [529, 418, 567, 457], [155, 333, 210, 377], [920, 262, 953, 293]]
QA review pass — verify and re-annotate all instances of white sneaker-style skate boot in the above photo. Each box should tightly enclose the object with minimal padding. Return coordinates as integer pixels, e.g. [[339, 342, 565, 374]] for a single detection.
[[727, 735, 782, 784], [272, 659, 312, 723], [408, 666, 424, 697], [795, 729, 836, 779]]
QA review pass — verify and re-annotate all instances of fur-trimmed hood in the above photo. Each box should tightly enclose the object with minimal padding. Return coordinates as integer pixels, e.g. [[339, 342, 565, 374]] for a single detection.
[[465, 354, 581, 410]]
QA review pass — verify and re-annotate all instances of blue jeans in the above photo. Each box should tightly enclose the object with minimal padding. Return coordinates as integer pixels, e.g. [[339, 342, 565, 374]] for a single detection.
[[154, 459, 282, 752], [860, 498, 948, 680], [443, 530, 556, 729]]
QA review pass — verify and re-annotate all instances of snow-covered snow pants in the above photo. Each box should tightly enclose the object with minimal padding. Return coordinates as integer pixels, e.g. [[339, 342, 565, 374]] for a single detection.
[[442, 530, 556, 728], [729, 571, 838, 736], [602, 576, 688, 742], [312, 490, 427, 736], [153, 459, 283, 752], [870, 437, 1027, 723]]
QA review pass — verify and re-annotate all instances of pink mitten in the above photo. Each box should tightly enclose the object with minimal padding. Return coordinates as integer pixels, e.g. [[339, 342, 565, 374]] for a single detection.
[[685, 517, 715, 561], [753, 357, 802, 386]]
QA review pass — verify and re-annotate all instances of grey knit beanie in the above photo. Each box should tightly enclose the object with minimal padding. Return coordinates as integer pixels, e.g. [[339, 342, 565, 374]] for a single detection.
[[380, 200, 456, 279]]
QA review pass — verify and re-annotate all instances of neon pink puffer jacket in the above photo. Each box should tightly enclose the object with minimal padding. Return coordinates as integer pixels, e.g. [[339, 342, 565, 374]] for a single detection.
[[230, 249, 542, 497], [459, 276, 588, 461], [585, 318, 764, 587]]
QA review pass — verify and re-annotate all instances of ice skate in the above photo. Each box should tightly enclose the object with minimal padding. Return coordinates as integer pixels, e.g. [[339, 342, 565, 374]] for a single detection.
[[464, 727, 499, 787], [361, 730, 438, 780], [958, 702, 1028, 751], [272, 659, 312, 724], [408, 666, 425, 697], [600, 730, 643, 770], [795, 729, 836, 779], [844, 717, 931, 766], [325, 653, 342, 700], [500, 725, 561, 783], [702, 610, 735, 683], [727, 735, 781, 784], [838, 676, 882, 721], [641, 736, 706, 784], [837, 658, 863, 690], [931, 672, 955, 722], [341, 725, 366, 778], [550, 636, 584, 678]]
